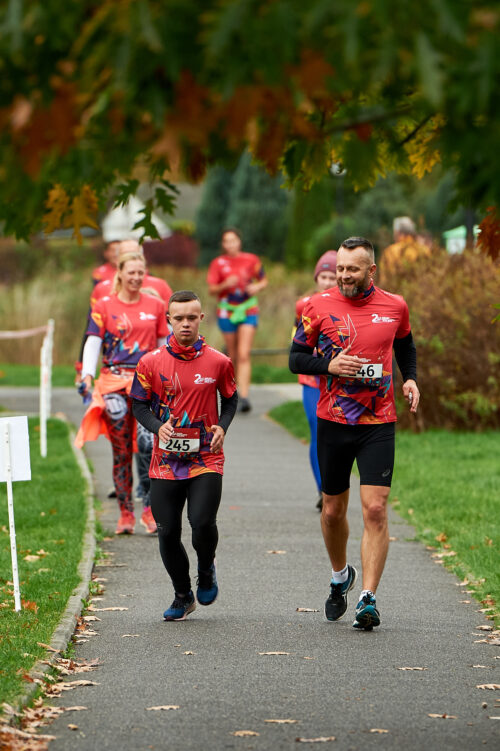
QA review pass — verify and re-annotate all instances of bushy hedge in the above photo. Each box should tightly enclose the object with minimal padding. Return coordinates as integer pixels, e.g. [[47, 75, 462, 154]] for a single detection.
[[383, 249, 500, 430]]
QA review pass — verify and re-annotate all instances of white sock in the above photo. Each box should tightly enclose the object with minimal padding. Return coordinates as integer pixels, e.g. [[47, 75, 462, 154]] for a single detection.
[[360, 589, 375, 600], [331, 564, 349, 584]]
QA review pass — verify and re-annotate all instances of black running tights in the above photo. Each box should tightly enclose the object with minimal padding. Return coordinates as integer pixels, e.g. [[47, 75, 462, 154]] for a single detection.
[[150, 473, 223, 595]]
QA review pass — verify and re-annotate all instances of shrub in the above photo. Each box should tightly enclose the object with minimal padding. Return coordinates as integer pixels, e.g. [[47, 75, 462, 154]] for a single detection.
[[383, 249, 500, 430]]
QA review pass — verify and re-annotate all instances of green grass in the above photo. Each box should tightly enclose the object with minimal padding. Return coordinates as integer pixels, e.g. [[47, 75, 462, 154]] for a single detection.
[[0, 418, 87, 705], [269, 401, 500, 622], [0, 363, 75, 387]]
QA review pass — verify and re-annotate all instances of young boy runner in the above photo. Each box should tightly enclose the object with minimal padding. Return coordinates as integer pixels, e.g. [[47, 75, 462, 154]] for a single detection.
[[131, 291, 238, 621]]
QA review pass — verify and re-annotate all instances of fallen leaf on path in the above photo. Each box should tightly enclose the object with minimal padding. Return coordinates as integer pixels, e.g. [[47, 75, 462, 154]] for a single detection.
[[472, 665, 491, 669], [146, 705, 179, 711], [0, 724, 55, 748], [232, 730, 259, 736], [82, 615, 101, 622], [46, 680, 99, 695], [370, 728, 389, 733], [67, 724, 78, 730], [259, 651, 290, 655], [397, 667, 427, 671], [122, 634, 140, 638], [428, 713, 457, 719], [92, 577, 107, 582], [183, 651, 195, 655], [388, 536, 397, 541], [61, 707, 87, 711], [91, 607, 128, 611], [477, 684, 500, 690], [303, 657, 315, 660], [265, 719, 298, 724], [460, 600, 471, 604], [489, 716, 500, 720], [296, 608, 319, 613], [37, 643, 60, 653], [267, 550, 286, 554], [476, 625, 494, 631], [295, 736, 336, 743], [475, 638, 500, 645]]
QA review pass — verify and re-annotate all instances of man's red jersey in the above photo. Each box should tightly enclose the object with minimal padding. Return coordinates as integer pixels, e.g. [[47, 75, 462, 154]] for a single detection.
[[87, 293, 168, 369], [206, 252, 265, 317], [294, 285, 411, 425], [131, 343, 236, 480], [92, 262, 116, 286], [90, 275, 172, 308]]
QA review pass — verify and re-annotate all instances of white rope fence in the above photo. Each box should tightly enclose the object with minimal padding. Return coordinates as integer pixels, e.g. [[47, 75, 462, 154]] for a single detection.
[[0, 320, 54, 457]]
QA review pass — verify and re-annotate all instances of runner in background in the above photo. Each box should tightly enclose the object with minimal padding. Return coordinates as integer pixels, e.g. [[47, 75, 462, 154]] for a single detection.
[[131, 291, 238, 621], [92, 239, 121, 286], [75, 250, 168, 535], [293, 251, 337, 511], [207, 228, 267, 413]]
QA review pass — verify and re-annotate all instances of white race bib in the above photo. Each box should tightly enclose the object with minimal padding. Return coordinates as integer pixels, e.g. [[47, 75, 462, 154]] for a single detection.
[[354, 363, 383, 380], [159, 427, 200, 454]]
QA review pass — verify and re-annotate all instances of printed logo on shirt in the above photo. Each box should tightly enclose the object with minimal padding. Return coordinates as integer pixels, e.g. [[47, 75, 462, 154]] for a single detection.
[[194, 373, 216, 384], [139, 312, 157, 321], [371, 313, 396, 324]]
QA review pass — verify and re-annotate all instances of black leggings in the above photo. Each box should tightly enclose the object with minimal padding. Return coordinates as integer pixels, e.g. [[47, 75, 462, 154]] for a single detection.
[[150, 473, 223, 595]]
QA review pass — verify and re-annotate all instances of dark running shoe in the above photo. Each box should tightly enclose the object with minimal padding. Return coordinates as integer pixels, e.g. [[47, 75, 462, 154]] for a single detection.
[[196, 563, 218, 606], [353, 592, 380, 631], [163, 591, 196, 621], [325, 564, 358, 621], [238, 397, 252, 413]]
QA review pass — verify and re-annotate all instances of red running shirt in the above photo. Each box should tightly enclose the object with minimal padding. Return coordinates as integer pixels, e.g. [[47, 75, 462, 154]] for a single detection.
[[295, 295, 319, 389], [91, 275, 172, 308], [206, 252, 265, 317], [294, 285, 411, 425], [87, 293, 168, 369], [92, 262, 116, 286], [131, 345, 237, 479]]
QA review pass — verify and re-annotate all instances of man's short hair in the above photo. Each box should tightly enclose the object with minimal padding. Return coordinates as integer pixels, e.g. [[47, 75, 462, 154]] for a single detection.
[[393, 216, 416, 237], [168, 290, 201, 310], [339, 236, 375, 263]]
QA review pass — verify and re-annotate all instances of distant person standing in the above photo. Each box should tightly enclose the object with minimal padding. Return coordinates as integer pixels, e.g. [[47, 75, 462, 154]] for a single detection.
[[207, 228, 267, 413], [131, 291, 238, 621], [75, 250, 168, 535], [293, 250, 337, 511], [91, 239, 121, 286], [379, 217, 431, 279]]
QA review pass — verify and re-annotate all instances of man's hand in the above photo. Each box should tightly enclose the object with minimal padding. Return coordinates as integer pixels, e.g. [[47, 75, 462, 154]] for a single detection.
[[157, 415, 175, 443], [403, 379, 420, 413], [210, 425, 225, 453], [327, 344, 365, 377]]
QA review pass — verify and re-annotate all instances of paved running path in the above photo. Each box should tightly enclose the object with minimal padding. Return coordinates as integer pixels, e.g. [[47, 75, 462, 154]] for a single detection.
[[1, 386, 498, 750]]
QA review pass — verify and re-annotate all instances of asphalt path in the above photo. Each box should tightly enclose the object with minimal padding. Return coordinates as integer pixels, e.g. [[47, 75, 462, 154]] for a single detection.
[[1, 386, 498, 750]]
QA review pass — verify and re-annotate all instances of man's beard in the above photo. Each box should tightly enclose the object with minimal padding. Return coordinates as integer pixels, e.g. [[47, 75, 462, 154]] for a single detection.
[[338, 272, 371, 298]]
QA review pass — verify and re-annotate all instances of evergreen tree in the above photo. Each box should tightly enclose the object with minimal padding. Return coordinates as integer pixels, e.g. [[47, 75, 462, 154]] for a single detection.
[[195, 166, 234, 265], [225, 151, 290, 262]]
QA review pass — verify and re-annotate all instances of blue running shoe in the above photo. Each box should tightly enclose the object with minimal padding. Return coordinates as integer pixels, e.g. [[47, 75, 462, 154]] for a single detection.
[[353, 592, 380, 630], [325, 564, 358, 621], [196, 563, 218, 606], [163, 591, 196, 621]]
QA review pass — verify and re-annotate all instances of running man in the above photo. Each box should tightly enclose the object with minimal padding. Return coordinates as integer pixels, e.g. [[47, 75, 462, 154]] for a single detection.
[[131, 291, 238, 621], [289, 236, 419, 630]]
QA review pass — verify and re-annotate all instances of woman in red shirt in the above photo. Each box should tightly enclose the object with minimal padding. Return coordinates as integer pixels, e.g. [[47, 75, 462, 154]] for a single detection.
[[207, 228, 267, 413], [76, 251, 168, 534]]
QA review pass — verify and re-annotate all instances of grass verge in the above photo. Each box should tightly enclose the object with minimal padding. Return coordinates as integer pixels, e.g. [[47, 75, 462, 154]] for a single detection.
[[0, 418, 87, 705], [0, 363, 75, 387], [269, 401, 500, 624]]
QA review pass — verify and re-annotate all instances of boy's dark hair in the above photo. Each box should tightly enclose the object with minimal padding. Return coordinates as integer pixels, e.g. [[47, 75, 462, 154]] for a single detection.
[[168, 290, 201, 310]]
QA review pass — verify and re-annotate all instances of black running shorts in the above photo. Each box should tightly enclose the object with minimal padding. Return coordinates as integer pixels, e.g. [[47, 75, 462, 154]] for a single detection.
[[317, 418, 395, 496]]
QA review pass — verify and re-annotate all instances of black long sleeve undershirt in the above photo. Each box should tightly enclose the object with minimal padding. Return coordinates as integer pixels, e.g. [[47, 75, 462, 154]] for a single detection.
[[132, 390, 239, 436], [289, 332, 417, 382]]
